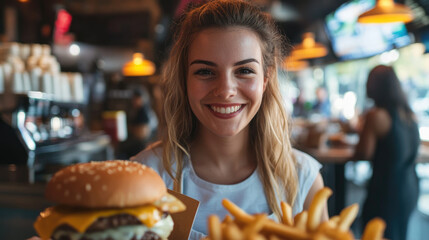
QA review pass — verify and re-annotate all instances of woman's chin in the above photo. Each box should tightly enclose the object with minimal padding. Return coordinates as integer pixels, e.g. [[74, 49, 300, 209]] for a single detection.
[[209, 127, 248, 139]]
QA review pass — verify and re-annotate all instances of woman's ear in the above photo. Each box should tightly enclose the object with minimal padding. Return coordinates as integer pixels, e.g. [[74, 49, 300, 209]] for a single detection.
[[263, 76, 268, 92], [263, 68, 272, 92]]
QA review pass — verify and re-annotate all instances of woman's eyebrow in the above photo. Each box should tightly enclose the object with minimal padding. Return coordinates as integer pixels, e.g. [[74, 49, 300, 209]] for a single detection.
[[234, 58, 259, 66], [190, 60, 216, 66], [190, 58, 259, 66]]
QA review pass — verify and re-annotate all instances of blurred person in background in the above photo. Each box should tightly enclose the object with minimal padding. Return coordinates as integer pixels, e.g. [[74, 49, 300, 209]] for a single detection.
[[293, 91, 312, 118], [132, 87, 159, 142], [129, 88, 151, 143], [117, 88, 158, 159], [312, 86, 331, 118], [353, 65, 420, 240]]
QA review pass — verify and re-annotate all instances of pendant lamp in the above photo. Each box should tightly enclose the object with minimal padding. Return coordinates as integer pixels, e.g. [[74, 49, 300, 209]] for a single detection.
[[283, 56, 309, 72], [357, 0, 413, 24], [290, 32, 328, 60], [122, 53, 155, 77]]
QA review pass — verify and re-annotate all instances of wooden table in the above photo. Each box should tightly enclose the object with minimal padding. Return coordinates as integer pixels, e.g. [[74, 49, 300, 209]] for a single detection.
[[300, 147, 354, 164]]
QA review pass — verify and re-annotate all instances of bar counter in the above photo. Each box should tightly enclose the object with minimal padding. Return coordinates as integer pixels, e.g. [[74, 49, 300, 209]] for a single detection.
[[0, 132, 114, 239], [0, 182, 49, 239]]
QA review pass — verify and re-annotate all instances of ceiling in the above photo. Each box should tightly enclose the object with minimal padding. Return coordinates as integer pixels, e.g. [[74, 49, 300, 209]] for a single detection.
[[67, 0, 419, 65], [269, 0, 350, 43], [7, 0, 427, 68], [5, 0, 422, 47], [58, 0, 352, 45], [160, 0, 351, 43], [60, 0, 354, 68]]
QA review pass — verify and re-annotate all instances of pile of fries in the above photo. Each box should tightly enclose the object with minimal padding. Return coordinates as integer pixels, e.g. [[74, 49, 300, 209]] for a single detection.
[[206, 187, 386, 240]]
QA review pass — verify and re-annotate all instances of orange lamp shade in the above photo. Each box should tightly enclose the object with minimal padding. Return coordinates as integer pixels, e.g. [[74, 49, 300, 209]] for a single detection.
[[122, 53, 155, 77], [357, 0, 413, 24], [291, 33, 328, 60]]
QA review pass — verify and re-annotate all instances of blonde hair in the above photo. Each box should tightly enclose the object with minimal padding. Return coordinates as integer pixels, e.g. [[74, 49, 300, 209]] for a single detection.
[[160, 0, 298, 220]]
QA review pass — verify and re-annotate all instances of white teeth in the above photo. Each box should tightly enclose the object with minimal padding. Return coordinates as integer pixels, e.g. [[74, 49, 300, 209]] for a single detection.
[[210, 105, 241, 114]]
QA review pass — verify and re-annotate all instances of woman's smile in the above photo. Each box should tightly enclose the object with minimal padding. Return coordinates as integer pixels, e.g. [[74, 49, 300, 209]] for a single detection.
[[207, 104, 245, 119]]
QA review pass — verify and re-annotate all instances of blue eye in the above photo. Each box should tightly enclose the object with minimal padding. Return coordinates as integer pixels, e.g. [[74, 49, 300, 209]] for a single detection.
[[194, 68, 214, 76], [238, 67, 255, 75]]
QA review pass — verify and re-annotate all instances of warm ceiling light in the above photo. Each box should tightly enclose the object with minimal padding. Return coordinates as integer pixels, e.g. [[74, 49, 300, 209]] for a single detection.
[[282, 56, 309, 72], [357, 0, 413, 24], [122, 53, 155, 77], [290, 32, 328, 60]]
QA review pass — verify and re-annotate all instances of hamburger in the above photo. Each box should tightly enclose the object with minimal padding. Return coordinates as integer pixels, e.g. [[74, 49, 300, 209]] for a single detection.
[[34, 160, 185, 240]]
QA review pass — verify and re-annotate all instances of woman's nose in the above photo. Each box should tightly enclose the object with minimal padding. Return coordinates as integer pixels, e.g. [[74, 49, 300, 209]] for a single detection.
[[212, 73, 237, 99]]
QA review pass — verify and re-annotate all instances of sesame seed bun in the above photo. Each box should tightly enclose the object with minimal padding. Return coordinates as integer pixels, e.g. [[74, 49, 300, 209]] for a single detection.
[[45, 160, 167, 208]]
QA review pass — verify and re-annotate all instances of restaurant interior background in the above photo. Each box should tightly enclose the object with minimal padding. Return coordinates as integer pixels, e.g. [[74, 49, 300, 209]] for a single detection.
[[1, 0, 429, 239]]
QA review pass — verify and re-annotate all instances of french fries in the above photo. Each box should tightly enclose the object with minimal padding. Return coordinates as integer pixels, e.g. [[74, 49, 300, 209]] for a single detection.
[[361, 218, 386, 240], [208, 215, 222, 240], [206, 187, 386, 240], [294, 211, 308, 231], [307, 187, 332, 232], [222, 199, 309, 240], [281, 201, 293, 226], [242, 214, 267, 237], [337, 204, 359, 232], [223, 221, 242, 240]]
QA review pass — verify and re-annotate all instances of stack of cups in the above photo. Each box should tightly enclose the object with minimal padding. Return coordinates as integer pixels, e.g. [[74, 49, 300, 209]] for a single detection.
[[41, 72, 53, 95], [53, 72, 85, 103], [52, 72, 62, 101], [0, 42, 85, 103], [70, 73, 84, 103], [60, 73, 71, 102]]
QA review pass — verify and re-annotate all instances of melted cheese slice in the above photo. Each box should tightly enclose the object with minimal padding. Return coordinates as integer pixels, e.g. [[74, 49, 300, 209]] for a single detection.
[[34, 205, 161, 240], [34, 193, 186, 240]]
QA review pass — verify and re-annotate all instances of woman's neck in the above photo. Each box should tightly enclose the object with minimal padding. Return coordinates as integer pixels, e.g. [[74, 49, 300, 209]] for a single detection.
[[189, 127, 257, 184]]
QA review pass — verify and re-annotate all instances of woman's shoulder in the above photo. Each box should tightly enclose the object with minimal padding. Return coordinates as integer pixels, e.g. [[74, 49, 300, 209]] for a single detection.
[[131, 141, 176, 188], [366, 107, 391, 123], [366, 107, 391, 135], [292, 148, 321, 169], [291, 148, 322, 185], [131, 141, 164, 170], [291, 148, 322, 214]]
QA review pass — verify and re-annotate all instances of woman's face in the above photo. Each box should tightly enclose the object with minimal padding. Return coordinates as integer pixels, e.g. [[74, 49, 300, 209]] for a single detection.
[[187, 27, 267, 137]]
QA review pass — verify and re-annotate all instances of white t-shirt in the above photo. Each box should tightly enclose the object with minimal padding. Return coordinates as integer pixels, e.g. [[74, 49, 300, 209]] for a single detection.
[[133, 144, 322, 240]]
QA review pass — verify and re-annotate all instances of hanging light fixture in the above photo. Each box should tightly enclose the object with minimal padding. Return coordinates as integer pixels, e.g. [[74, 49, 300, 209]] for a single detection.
[[357, 0, 413, 24], [122, 53, 156, 77], [290, 32, 328, 60], [282, 56, 309, 72]]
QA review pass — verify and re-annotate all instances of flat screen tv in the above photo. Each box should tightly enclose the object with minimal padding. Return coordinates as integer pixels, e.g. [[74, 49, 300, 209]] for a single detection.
[[421, 26, 429, 53], [325, 0, 412, 60]]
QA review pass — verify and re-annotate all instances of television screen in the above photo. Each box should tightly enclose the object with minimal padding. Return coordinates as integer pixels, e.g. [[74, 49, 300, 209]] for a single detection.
[[420, 26, 429, 53], [325, 0, 412, 60]]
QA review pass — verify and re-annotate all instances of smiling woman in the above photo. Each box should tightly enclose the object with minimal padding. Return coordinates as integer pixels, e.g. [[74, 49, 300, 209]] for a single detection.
[[187, 27, 266, 137], [132, 1, 328, 239]]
